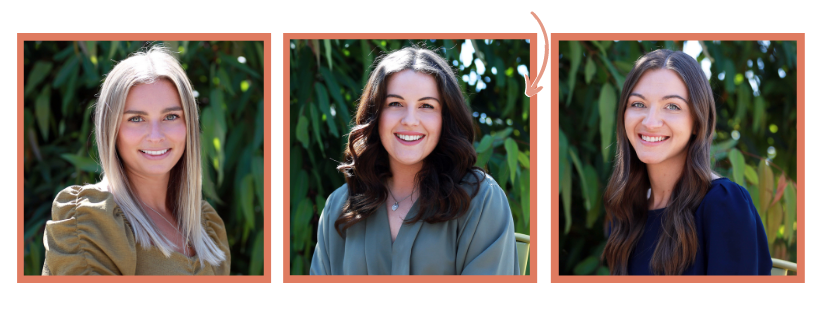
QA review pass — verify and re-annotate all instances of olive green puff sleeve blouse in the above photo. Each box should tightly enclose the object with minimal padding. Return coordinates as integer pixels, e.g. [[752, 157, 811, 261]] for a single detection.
[[310, 172, 520, 275], [42, 185, 231, 275]]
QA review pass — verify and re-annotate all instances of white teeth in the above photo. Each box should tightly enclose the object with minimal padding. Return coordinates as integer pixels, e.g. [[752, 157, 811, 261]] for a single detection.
[[141, 149, 169, 155], [397, 134, 423, 141], [641, 135, 668, 142]]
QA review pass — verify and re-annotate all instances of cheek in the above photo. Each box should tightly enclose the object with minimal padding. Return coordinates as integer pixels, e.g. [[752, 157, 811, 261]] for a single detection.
[[116, 125, 141, 148], [167, 123, 187, 144]]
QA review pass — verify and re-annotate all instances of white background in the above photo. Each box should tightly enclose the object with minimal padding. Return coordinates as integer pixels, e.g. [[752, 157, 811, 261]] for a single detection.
[[4, 0, 816, 310]]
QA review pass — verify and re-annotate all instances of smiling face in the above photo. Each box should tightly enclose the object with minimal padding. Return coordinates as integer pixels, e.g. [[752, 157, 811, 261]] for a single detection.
[[624, 68, 694, 166], [378, 69, 443, 169], [116, 79, 187, 180]]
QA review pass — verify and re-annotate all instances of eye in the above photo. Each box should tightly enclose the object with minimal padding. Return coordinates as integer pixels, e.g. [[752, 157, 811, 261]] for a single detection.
[[165, 114, 181, 121], [128, 116, 144, 122], [630, 102, 645, 108], [421, 103, 435, 109], [666, 103, 681, 111], [388, 101, 402, 107]]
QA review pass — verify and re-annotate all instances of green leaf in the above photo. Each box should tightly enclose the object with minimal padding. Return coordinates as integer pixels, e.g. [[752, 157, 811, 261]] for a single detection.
[[566, 41, 581, 106], [52, 55, 80, 88], [504, 138, 519, 186], [597, 54, 625, 89], [475, 148, 492, 169], [24, 61, 53, 98], [560, 156, 572, 234], [248, 231, 264, 275], [309, 104, 324, 154], [569, 148, 595, 212], [752, 97, 766, 134], [296, 115, 310, 149], [758, 159, 774, 214], [476, 135, 493, 153], [291, 170, 309, 210], [240, 175, 255, 229], [583, 165, 599, 213], [252, 156, 264, 207], [60, 154, 100, 172], [35, 86, 51, 141], [217, 67, 235, 96], [598, 83, 616, 163], [596, 266, 610, 275], [728, 148, 745, 188], [584, 56, 597, 84], [784, 181, 796, 245], [323, 39, 332, 71], [573, 256, 598, 275], [519, 169, 530, 229], [315, 82, 338, 138], [744, 165, 759, 185], [517, 152, 530, 169]]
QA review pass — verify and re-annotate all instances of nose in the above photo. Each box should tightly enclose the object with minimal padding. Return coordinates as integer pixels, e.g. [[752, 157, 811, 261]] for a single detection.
[[400, 106, 419, 127], [642, 106, 663, 130], [145, 120, 165, 143]]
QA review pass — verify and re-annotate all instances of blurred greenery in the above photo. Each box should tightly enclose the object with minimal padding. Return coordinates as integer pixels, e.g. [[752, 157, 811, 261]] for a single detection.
[[22, 41, 265, 275], [289, 39, 532, 275], [558, 40, 798, 275]]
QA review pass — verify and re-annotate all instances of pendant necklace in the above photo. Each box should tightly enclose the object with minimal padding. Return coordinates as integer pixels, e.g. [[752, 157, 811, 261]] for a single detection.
[[387, 185, 416, 211]]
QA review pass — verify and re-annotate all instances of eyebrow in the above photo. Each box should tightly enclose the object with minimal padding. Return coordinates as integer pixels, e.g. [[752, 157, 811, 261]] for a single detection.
[[386, 94, 441, 104], [123, 107, 183, 115], [628, 93, 689, 104]]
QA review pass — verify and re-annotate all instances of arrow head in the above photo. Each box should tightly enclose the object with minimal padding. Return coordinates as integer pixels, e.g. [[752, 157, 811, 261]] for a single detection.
[[523, 74, 543, 97]]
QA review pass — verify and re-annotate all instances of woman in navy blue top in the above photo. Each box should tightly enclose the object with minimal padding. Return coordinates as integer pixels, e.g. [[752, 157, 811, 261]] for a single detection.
[[602, 49, 771, 275]]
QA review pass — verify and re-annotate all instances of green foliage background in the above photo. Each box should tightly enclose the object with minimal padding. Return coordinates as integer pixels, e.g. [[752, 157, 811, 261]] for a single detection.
[[289, 39, 532, 275], [558, 41, 799, 275], [22, 41, 266, 275]]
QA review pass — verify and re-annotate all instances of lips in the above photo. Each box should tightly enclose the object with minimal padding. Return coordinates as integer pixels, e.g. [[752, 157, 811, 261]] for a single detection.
[[638, 133, 670, 145], [394, 132, 425, 145], [140, 149, 170, 155]]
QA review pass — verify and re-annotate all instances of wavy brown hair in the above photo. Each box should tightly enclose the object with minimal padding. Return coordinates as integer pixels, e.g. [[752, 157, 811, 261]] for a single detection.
[[602, 49, 716, 275], [334, 47, 484, 236]]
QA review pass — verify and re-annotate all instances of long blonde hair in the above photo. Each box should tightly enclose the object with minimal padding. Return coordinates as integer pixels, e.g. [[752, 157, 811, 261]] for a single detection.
[[94, 46, 226, 266]]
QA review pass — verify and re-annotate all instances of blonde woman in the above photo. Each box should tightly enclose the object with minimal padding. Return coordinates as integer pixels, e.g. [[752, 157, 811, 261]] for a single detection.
[[42, 47, 230, 275]]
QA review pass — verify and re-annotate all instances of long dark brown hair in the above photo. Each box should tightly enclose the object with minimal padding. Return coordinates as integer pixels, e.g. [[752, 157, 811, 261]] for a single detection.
[[602, 49, 716, 275], [334, 46, 484, 236]]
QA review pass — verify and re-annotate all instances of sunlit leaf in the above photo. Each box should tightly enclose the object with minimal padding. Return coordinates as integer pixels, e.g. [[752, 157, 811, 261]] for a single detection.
[[744, 165, 758, 185], [771, 173, 787, 209], [240, 175, 255, 229], [766, 202, 783, 246], [475, 148, 492, 169], [476, 135, 493, 153], [517, 152, 530, 169], [315, 82, 338, 138], [758, 159, 774, 213], [784, 181, 796, 245], [728, 148, 745, 187]]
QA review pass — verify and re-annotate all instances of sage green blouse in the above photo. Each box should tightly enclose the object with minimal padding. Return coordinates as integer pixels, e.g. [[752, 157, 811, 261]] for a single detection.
[[42, 185, 231, 275], [310, 172, 520, 275]]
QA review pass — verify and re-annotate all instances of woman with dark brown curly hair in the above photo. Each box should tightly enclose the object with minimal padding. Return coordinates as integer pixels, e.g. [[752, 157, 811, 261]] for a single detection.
[[310, 47, 519, 275]]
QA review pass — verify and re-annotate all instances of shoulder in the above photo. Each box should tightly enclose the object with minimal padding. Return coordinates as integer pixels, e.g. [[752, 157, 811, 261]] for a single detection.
[[320, 184, 350, 219], [460, 170, 511, 220], [200, 200, 231, 255], [51, 184, 129, 228], [696, 178, 756, 223]]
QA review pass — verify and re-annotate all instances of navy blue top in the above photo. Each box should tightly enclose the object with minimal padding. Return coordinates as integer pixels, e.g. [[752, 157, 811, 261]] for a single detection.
[[627, 178, 772, 275]]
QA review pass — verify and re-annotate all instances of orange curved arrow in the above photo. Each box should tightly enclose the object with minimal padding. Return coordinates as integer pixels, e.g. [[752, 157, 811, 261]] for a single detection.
[[524, 11, 549, 98]]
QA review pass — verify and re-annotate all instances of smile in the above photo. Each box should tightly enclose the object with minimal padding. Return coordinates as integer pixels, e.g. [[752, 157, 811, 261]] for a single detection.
[[395, 133, 425, 142], [140, 149, 170, 155], [640, 135, 669, 143]]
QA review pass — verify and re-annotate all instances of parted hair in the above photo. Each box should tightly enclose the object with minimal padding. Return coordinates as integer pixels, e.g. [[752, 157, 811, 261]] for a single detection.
[[94, 46, 226, 266], [334, 46, 484, 236], [602, 49, 717, 275]]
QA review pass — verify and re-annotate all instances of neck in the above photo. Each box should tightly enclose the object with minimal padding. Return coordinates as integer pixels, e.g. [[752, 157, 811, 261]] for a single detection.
[[645, 153, 686, 210], [125, 170, 171, 213], [388, 160, 422, 197]]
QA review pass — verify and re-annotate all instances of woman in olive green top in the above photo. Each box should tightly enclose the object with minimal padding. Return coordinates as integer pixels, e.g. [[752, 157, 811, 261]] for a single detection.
[[310, 47, 519, 275], [43, 47, 230, 275]]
